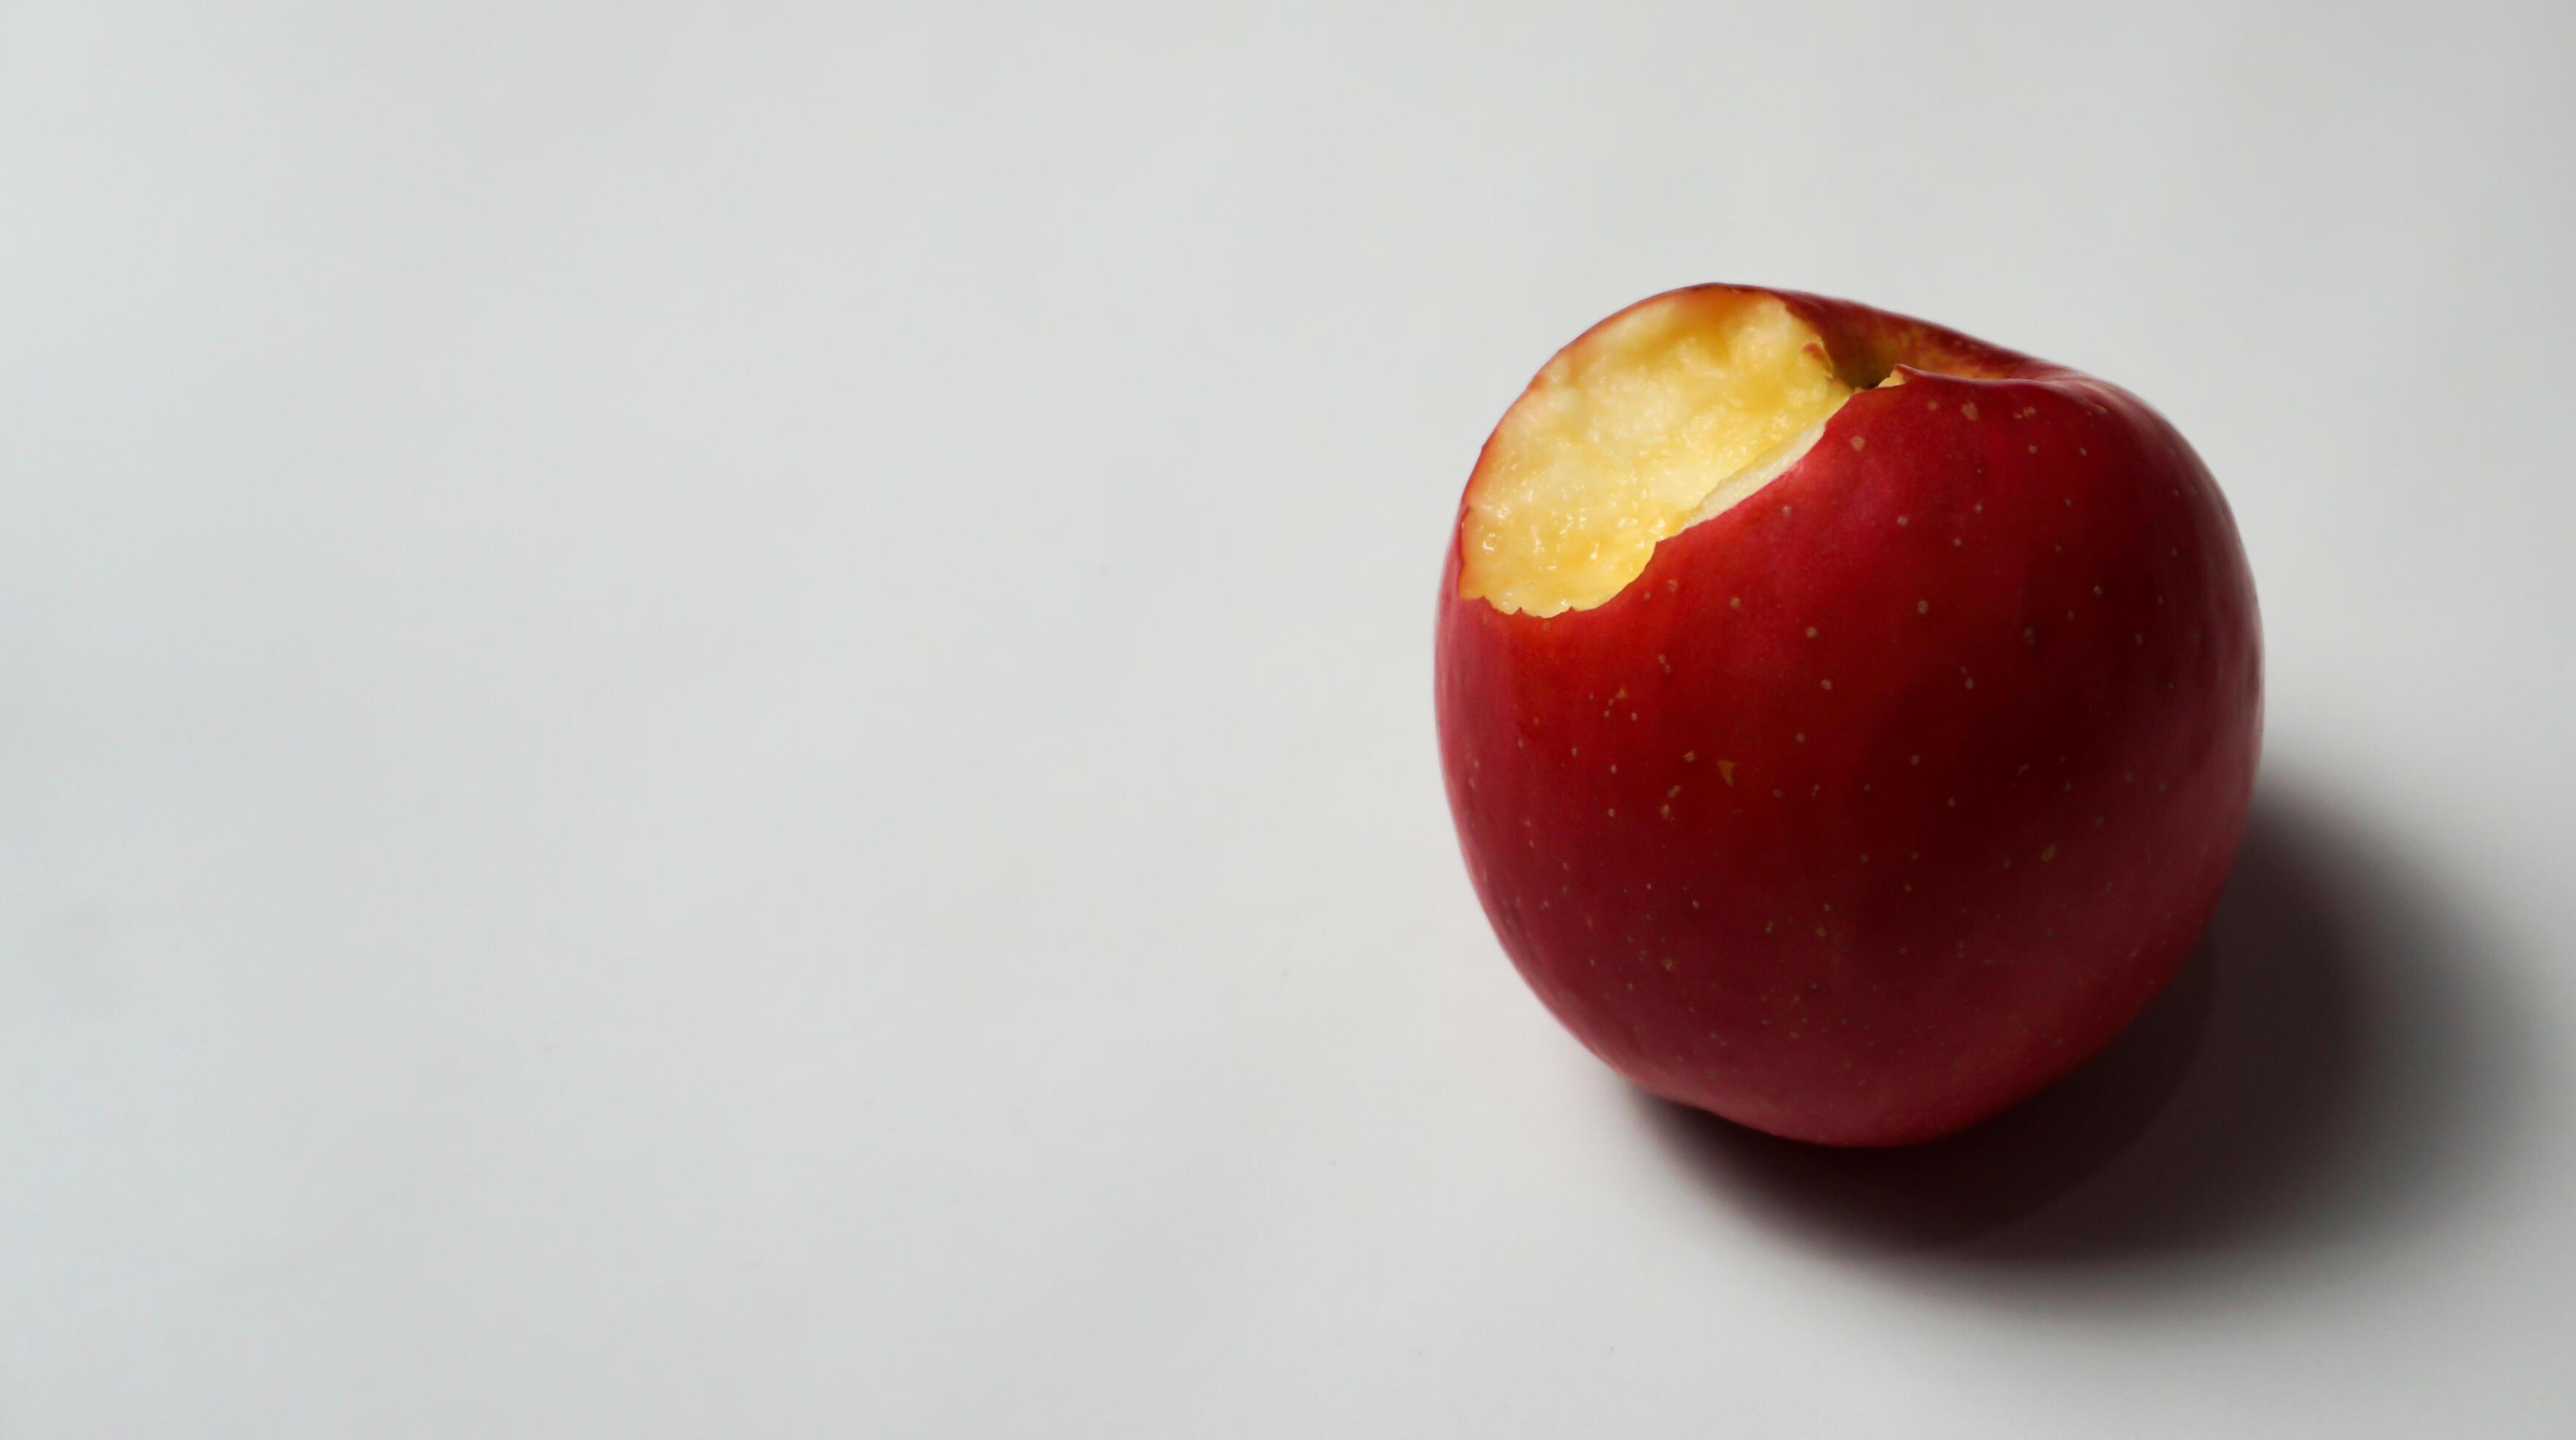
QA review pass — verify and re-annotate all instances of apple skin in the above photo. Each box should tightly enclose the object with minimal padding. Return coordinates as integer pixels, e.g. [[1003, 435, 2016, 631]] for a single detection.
[[1436, 285, 2261, 1147]]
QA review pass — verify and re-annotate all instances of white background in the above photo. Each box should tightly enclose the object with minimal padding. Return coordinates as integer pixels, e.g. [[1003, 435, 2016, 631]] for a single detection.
[[4, 1, 2572, 1435]]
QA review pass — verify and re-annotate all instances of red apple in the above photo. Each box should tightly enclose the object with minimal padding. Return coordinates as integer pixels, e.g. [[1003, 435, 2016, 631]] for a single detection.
[[1435, 284, 2261, 1146]]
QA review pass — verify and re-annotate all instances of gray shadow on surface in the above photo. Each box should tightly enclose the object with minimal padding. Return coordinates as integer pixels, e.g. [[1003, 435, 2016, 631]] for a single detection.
[[1636, 786, 2527, 1276]]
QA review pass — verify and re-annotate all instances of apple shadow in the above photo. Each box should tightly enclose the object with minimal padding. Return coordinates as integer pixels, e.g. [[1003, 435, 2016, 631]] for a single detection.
[[1635, 785, 2529, 1284]]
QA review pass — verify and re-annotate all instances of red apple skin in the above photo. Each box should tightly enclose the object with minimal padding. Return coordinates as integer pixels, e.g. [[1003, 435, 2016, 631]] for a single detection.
[[1436, 285, 2262, 1147]]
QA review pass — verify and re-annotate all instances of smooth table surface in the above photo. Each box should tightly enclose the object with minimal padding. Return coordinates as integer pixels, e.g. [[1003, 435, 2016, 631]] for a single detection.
[[4, 2, 2573, 1435]]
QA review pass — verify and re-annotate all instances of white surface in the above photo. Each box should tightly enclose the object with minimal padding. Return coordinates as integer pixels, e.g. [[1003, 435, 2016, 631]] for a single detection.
[[4, 2, 2573, 1434]]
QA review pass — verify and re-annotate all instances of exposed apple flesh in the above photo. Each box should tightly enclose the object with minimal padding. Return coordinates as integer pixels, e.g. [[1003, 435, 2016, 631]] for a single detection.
[[1435, 284, 2261, 1147], [1461, 293, 1860, 617]]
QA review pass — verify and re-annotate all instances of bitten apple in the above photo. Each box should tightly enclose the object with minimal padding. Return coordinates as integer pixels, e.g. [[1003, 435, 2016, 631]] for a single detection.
[[1435, 284, 2260, 1147]]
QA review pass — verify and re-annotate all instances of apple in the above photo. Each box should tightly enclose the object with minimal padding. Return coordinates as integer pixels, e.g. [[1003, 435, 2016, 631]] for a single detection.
[[1435, 284, 2260, 1146]]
